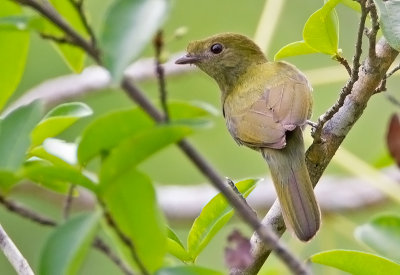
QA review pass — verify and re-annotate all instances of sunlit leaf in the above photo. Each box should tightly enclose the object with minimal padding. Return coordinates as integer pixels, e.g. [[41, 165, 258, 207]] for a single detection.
[[0, 170, 19, 191], [99, 169, 166, 272], [303, 0, 340, 55], [0, 101, 43, 171], [42, 139, 78, 166], [100, 0, 171, 80], [155, 266, 224, 275], [187, 179, 258, 260], [167, 227, 191, 262], [355, 215, 400, 261], [38, 212, 100, 275], [78, 108, 154, 165], [373, 0, 400, 51], [274, 40, 318, 61], [100, 125, 192, 183], [0, 1, 30, 111], [31, 102, 92, 147], [311, 249, 400, 274], [340, 0, 361, 12], [24, 162, 97, 193]]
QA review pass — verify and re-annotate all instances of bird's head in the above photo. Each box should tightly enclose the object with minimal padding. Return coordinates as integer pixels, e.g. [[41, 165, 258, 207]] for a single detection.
[[175, 33, 267, 91]]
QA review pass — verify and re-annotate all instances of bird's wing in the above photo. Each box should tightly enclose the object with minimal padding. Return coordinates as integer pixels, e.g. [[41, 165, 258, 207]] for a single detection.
[[227, 73, 311, 149]]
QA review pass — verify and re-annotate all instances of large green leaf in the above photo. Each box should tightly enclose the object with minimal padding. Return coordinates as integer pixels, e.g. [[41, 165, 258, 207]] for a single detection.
[[0, 170, 19, 192], [187, 179, 258, 260], [39, 212, 100, 275], [274, 40, 318, 61], [155, 266, 224, 275], [311, 249, 400, 274], [99, 169, 166, 272], [78, 108, 154, 165], [42, 0, 89, 72], [31, 102, 92, 147], [0, 101, 43, 171], [0, 1, 30, 111], [303, 0, 340, 55], [168, 101, 217, 128], [373, 0, 400, 51], [167, 227, 191, 262], [100, 125, 192, 183], [100, 0, 171, 80], [355, 215, 400, 261], [24, 162, 97, 193]]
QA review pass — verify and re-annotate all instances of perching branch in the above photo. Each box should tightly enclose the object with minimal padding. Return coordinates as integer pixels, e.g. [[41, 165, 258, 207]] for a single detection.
[[0, 223, 34, 275]]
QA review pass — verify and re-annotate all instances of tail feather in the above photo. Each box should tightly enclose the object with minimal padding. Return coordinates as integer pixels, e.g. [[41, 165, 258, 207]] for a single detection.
[[262, 128, 320, 241]]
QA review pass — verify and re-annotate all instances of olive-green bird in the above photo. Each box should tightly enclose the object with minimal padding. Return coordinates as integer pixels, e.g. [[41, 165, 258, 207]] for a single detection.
[[176, 33, 320, 241]]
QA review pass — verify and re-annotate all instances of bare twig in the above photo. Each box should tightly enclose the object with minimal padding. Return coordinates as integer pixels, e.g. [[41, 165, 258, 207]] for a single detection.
[[40, 33, 73, 44], [67, 0, 98, 47], [367, 0, 379, 60], [103, 209, 150, 275], [334, 55, 352, 76], [13, 0, 100, 63], [386, 63, 400, 79], [93, 238, 134, 275], [312, 0, 368, 141], [0, 195, 57, 226], [63, 184, 75, 220], [0, 224, 34, 275], [153, 30, 169, 122]]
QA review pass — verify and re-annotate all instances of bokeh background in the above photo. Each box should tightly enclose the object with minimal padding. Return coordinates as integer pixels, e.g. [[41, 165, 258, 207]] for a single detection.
[[2, 0, 400, 274]]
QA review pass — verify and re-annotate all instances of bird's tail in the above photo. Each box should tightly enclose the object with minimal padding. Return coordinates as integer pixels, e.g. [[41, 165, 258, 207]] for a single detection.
[[262, 128, 320, 241]]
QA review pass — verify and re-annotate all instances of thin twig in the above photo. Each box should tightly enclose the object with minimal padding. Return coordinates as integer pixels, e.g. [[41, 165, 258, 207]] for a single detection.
[[103, 209, 150, 275], [312, 0, 368, 141], [386, 63, 400, 79], [334, 55, 352, 76], [0, 195, 132, 274], [63, 184, 75, 220], [67, 0, 98, 47], [13, 0, 101, 63], [40, 33, 73, 44], [0, 223, 34, 275], [93, 238, 134, 275], [367, 0, 379, 60], [0, 195, 57, 226], [121, 79, 310, 275], [153, 30, 170, 122]]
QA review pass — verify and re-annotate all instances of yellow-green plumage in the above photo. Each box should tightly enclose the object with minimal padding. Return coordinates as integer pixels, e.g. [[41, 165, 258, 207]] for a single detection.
[[176, 33, 320, 241]]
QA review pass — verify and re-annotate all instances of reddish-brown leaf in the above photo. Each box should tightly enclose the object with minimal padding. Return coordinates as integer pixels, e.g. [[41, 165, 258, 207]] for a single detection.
[[387, 114, 400, 167], [225, 230, 254, 272]]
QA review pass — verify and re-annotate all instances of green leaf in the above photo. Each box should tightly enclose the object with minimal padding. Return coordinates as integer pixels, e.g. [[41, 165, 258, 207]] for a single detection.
[[30, 139, 77, 167], [0, 1, 30, 111], [0, 15, 31, 31], [0, 170, 19, 191], [303, 0, 340, 55], [78, 108, 154, 165], [373, 0, 400, 51], [31, 102, 92, 147], [24, 162, 97, 193], [155, 266, 224, 275], [100, 125, 192, 183], [0, 101, 43, 171], [311, 250, 400, 274], [274, 40, 318, 61], [168, 101, 217, 128], [100, 0, 171, 80], [167, 227, 191, 262], [99, 169, 166, 272], [355, 215, 400, 261], [187, 179, 258, 260], [42, 0, 89, 72], [39, 212, 100, 275]]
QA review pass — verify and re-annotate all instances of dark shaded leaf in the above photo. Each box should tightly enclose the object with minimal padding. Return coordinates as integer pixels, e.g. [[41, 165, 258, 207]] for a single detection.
[[155, 266, 224, 275]]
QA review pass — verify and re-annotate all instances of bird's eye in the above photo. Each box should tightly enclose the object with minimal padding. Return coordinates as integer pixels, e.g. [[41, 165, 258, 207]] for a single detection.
[[210, 43, 223, 54]]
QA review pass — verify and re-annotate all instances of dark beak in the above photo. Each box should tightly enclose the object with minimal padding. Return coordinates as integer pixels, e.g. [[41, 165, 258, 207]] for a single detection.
[[175, 54, 201, 65]]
